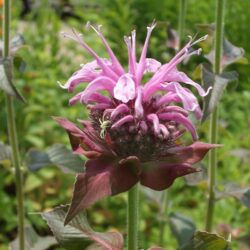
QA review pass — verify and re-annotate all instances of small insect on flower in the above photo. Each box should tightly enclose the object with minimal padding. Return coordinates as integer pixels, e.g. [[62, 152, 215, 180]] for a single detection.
[[99, 115, 111, 138]]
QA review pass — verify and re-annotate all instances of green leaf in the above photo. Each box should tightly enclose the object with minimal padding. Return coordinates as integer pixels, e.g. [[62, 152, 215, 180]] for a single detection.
[[13, 55, 26, 72], [9, 225, 57, 250], [27, 144, 85, 173], [0, 60, 25, 101], [169, 213, 196, 247], [180, 231, 231, 250], [148, 247, 165, 250], [216, 183, 250, 208], [201, 64, 238, 122], [41, 205, 123, 250], [0, 141, 12, 168], [0, 142, 11, 162], [205, 38, 246, 69], [184, 163, 207, 188], [230, 148, 250, 164]]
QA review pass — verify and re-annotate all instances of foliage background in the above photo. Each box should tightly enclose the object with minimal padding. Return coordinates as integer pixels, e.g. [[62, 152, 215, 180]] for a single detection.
[[0, 0, 250, 249]]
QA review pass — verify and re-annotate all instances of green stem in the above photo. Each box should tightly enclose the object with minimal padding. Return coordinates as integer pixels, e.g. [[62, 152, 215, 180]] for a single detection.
[[205, 0, 225, 232], [178, 0, 187, 49], [3, 0, 25, 249], [159, 190, 168, 246], [127, 184, 139, 250]]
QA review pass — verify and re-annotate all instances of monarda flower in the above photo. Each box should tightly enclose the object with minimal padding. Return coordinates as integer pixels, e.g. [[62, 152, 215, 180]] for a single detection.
[[56, 23, 217, 224]]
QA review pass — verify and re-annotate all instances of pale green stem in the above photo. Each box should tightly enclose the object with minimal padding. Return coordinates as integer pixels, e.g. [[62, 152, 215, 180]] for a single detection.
[[127, 184, 139, 250], [205, 0, 225, 232], [159, 190, 168, 246], [178, 0, 187, 49], [3, 0, 25, 248]]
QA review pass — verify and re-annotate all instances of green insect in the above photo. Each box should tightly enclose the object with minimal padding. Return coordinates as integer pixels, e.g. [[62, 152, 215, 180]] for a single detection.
[[99, 115, 111, 139]]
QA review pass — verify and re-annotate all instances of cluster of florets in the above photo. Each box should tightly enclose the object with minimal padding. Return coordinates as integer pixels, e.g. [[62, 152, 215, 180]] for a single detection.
[[55, 22, 216, 223]]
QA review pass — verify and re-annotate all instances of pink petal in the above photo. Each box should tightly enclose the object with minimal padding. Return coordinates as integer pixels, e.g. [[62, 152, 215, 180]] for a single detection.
[[136, 22, 156, 85], [113, 74, 136, 103], [158, 112, 198, 140], [134, 87, 144, 119], [157, 105, 189, 117], [111, 104, 130, 120], [145, 58, 161, 73], [59, 60, 100, 92], [163, 67, 211, 97], [90, 24, 125, 75], [147, 114, 160, 135], [111, 115, 134, 129], [80, 76, 116, 103], [162, 82, 202, 119]]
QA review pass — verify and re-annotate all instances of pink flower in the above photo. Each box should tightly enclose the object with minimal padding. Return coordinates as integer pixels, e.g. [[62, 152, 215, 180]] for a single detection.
[[56, 23, 216, 224]]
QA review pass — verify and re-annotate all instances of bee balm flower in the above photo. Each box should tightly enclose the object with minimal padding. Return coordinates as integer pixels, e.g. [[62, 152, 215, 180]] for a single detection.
[[56, 23, 216, 224]]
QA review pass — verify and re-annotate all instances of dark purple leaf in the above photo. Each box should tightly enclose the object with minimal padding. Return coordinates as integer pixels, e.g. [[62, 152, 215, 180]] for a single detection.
[[65, 156, 140, 224], [140, 162, 197, 191]]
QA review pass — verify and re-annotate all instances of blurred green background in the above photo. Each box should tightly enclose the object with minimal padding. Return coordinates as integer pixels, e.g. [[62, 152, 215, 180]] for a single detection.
[[0, 0, 250, 249]]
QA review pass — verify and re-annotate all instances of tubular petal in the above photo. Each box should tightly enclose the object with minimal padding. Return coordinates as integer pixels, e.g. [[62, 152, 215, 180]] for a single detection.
[[157, 106, 189, 117], [159, 124, 170, 139], [80, 76, 116, 103], [136, 22, 156, 85], [90, 24, 125, 75], [111, 115, 134, 129], [147, 114, 160, 135], [111, 104, 130, 120], [162, 82, 202, 119], [134, 87, 144, 119], [158, 112, 198, 140]]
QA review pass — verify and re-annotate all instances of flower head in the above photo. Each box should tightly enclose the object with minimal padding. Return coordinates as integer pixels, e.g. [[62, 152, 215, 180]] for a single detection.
[[56, 23, 216, 224]]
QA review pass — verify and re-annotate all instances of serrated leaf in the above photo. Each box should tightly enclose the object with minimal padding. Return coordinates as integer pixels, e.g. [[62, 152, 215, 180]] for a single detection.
[[9, 225, 57, 250], [27, 144, 84, 173], [180, 231, 231, 250], [169, 213, 196, 247], [41, 205, 123, 250], [201, 64, 238, 122]]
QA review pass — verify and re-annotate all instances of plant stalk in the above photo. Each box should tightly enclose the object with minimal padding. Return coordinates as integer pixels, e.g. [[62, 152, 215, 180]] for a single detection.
[[205, 0, 225, 232], [178, 0, 187, 49], [3, 0, 25, 248], [127, 184, 139, 250], [159, 190, 168, 246]]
